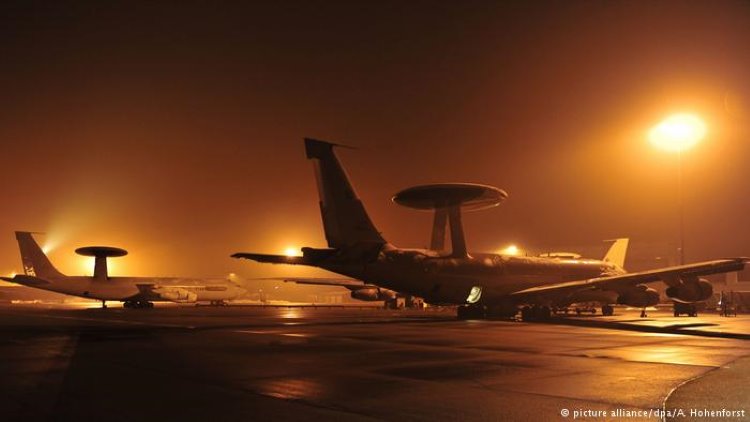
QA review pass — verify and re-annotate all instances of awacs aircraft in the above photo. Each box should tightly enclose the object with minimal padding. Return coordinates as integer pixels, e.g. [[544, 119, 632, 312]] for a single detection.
[[233, 138, 747, 320], [1, 232, 246, 308]]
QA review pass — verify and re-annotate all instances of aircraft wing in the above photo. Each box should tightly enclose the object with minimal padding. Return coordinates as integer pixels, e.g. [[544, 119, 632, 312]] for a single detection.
[[260, 277, 374, 288], [510, 258, 747, 298], [285, 278, 373, 288]]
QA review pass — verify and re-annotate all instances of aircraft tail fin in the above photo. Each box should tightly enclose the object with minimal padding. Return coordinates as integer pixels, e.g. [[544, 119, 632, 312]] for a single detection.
[[304, 138, 386, 248], [602, 238, 629, 269], [15, 232, 65, 279]]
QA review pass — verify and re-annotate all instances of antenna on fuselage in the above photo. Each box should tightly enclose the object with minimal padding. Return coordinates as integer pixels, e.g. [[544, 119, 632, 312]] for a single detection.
[[75, 246, 128, 280], [392, 183, 508, 258]]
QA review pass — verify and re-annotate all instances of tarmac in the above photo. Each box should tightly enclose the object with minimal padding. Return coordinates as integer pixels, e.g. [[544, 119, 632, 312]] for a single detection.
[[0, 304, 748, 421]]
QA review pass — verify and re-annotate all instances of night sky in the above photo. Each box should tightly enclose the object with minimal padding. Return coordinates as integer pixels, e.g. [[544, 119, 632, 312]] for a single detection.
[[1, 1, 749, 294]]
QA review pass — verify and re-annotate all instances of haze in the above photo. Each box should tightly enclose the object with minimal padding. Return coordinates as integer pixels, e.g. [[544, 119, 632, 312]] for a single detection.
[[1, 1, 749, 292]]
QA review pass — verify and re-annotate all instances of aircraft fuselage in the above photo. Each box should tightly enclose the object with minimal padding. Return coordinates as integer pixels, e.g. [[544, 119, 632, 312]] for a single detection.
[[316, 245, 622, 306], [11, 274, 246, 303]]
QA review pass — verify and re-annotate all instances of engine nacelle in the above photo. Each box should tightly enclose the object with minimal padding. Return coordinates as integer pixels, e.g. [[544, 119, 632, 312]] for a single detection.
[[665, 278, 713, 303], [154, 287, 198, 303], [350, 287, 397, 302], [617, 285, 660, 307], [351, 288, 380, 301]]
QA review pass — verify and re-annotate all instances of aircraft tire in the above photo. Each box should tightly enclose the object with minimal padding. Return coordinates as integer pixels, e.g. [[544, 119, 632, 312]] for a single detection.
[[602, 305, 614, 316], [520, 306, 531, 321], [522, 306, 551, 321], [540, 306, 551, 320], [384, 298, 399, 310]]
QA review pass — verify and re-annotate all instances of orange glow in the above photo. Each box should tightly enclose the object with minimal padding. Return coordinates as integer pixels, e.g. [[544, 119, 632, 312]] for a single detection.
[[648, 113, 706, 152], [79, 257, 95, 276], [499, 245, 521, 256], [284, 247, 301, 257], [40, 232, 63, 255], [77, 256, 122, 276], [0, 271, 18, 287]]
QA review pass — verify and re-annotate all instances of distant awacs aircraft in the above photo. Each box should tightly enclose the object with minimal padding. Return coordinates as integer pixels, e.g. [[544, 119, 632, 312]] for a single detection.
[[1, 232, 246, 308], [233, 138, 747, 320]]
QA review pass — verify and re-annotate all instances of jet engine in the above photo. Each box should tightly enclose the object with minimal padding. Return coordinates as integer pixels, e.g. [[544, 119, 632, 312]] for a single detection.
[[616, 285, 659, 307], [665, 277, 713, 303], [153, 287, 198, 303], [350, 287, 396, 302]]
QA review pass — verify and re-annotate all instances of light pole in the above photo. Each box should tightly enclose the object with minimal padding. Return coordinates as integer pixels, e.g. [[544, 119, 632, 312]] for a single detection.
[[648, 113, 706, 265]]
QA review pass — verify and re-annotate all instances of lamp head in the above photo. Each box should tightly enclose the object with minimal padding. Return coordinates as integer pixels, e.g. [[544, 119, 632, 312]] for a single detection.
[[649, 113, 706, 152]]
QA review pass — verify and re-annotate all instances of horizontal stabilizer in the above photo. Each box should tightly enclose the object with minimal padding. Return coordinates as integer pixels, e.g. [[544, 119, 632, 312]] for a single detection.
[[1, 275, 50, 286], [255, 277, 369, 288], [231, 253, 311, 265]]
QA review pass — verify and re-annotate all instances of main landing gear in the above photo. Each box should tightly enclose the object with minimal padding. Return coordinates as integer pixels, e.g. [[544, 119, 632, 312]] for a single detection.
[[673, 303, 698, 317], [457, 305, 555, 321], [101, 300, 107, 309], [123, 300, 154, 309], [640, 308, 648, 318], [520, 305, 552, 321], [461, 304, 614, 321]]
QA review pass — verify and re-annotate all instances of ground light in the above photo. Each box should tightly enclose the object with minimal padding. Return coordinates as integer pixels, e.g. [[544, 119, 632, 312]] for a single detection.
[[648, 113, 706, 264]]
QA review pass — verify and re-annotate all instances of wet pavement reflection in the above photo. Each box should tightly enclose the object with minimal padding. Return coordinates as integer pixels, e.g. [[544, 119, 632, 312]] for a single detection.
[[0, 304, 748, 420]]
